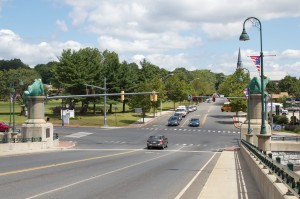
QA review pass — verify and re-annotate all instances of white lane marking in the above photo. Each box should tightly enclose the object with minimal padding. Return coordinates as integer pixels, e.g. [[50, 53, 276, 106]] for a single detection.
[[26, 147, 186, 199], [174, 152, 217, 199], [64, 132, 93, 138]]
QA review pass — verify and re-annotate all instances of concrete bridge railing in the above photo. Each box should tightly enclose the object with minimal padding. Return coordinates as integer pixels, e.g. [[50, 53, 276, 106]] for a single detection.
[[241, 140, 299, 199]]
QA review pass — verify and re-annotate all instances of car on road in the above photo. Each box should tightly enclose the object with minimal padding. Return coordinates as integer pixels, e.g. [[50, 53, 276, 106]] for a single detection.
[[193, 105, 197, 111], [173, 113, 183, 121], [188, 105, 194, 112], [147, 135, 168, 149], [221, 102, 232, 112], [175, 106, 187, 117], [0, 122, 9, 132], [189, 118, 200, 127], [168, 116, 180, 126]]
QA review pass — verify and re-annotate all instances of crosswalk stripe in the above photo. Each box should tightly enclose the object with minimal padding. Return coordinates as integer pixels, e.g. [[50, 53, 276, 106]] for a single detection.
[[64, 132, 93, 138], [142, 127, 240, 135]]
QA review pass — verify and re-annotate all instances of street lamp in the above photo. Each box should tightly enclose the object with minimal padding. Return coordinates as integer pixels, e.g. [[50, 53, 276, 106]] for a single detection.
[[238, 68, 253, 134], [239, 17, 266, 134], [9, 79, 24, 132], [160, 73, 173, 114]]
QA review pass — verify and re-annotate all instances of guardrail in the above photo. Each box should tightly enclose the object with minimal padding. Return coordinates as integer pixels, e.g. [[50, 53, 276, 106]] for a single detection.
[[241, 139, 300, 197], [1, 133, 59, 143], [1, 137, 42, 143], [271, 136, 300, 142]]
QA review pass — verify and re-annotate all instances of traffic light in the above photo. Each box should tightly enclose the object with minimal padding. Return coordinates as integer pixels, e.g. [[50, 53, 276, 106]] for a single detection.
[[121, 90, 124, 101], [150, 91, 157, 102], [154, 93, 157, 102]]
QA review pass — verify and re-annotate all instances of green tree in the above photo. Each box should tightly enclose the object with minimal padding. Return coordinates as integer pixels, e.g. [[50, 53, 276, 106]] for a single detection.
[[117, 61, 140, 112], [0, 58, 30, 71], [165, 76, 189, 108], [139, 59, 162, 82], [218, 69, 249, 97], [218, 69, 248, 114], [102, 50, 121, 93], [215, 73, 226, 91], [127, 81, 156, 122], [190, 77, 215, 96], [266, 81, 280, 94], [34, 61, 57, 84], [3, 68, 41, 102], [52, 48, 103, 95], [278, 75, 299, 96], [172, 67, 192, 82]]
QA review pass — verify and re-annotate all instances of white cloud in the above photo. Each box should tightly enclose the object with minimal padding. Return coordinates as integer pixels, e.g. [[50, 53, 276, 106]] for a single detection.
[[0, 0, 300, 78], [281, 49, 300, 59], [0, 29, 83, 66], [56, 20, 68, 32]]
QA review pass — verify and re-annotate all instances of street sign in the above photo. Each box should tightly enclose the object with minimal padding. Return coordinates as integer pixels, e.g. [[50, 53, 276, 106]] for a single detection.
[[134, 108, 142, 113]]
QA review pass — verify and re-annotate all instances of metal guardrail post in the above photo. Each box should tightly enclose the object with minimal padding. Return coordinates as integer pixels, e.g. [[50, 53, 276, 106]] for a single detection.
[[241, 139, 300, 197], [276, 157, 281, 164], [287, 163, 294, 171]]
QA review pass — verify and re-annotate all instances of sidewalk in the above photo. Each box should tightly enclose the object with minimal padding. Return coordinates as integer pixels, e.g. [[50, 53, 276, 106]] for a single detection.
[[198, 149, 263, 199], [126, 110, 173, 128]]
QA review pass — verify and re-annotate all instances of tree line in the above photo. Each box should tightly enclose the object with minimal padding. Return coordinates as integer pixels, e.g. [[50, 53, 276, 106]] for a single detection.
[[1, 48, 299, 115]]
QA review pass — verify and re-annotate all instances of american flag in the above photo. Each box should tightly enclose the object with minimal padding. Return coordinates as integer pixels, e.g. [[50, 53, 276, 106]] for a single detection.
[[250, 56, 261, 76]]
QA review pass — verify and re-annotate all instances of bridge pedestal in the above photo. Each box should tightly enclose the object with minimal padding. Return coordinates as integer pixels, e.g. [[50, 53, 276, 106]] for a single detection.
[[245, 133, 253, 144], [240, 93, 271, 150], [21, 96, 56, 147]]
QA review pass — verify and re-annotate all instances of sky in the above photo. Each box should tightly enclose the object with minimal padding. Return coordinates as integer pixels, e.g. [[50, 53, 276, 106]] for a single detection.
[[0, 0, 300, 79]]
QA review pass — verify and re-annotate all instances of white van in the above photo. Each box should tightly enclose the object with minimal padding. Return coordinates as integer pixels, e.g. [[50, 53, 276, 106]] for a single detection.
[[175, 106, 187, 117], [267, 103, 288, 115]]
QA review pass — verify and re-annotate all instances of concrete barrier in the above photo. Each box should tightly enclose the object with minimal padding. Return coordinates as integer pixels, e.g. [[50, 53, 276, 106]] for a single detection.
[[241, 144, 298, 199], [0, 139, 59, 153]]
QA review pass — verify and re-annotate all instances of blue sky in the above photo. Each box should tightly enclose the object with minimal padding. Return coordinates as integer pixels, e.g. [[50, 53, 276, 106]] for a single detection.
[[0, 0, 299, 79]]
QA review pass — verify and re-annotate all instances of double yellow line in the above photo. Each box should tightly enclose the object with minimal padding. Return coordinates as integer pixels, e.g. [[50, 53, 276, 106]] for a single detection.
[[0, 150, 137, 177]]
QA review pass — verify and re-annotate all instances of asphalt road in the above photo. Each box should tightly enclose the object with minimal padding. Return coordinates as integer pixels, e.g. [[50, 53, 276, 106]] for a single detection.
[[0, 99, 240, 199]]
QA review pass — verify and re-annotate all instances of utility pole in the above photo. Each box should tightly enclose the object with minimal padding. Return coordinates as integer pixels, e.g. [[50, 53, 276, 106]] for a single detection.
[[85, 78, 108, 127]]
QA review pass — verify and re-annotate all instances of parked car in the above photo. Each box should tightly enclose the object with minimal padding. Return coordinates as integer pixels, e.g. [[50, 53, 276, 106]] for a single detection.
[[0, 122, 9, 132], [147, 135, 168, 149], [173, 113, 183, 121], [189, 118, 200, 127], [168, 116, 180, 126]]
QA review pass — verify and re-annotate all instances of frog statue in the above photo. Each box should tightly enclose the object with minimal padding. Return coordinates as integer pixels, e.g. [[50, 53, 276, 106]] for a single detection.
[[248, 76, 269, 94], [23, 79, 45, 107]]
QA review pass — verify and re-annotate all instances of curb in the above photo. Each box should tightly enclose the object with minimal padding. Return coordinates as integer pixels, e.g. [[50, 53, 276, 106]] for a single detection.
[[54, 141, 76, 149], [223, 147, 241, 151]]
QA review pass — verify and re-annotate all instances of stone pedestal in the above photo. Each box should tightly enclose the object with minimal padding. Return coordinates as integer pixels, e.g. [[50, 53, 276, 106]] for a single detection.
[[257, 134, 271, 152], [245, 133, 254, 144], [22, 96, 55, 147], [24, 96, 46, 124], [240, 93, 272, 150]]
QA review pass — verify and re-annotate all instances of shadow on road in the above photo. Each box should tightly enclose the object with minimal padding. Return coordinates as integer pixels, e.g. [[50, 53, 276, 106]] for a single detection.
[[209, 115, 234, 119]]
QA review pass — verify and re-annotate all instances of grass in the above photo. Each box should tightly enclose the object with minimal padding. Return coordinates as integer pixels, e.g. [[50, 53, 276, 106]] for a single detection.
[[0, 100, 182, 127]]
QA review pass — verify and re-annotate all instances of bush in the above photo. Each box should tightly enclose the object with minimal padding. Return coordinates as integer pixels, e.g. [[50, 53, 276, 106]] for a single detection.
[[294, 126, 300, 134], [273, 115, 288, 125]]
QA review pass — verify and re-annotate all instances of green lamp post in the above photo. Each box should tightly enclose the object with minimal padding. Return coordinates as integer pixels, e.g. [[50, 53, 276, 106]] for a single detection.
[[239, 17, 266, 134], [238, 68, 253, 134], [9, 79, 24, 133]]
